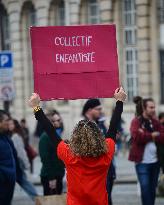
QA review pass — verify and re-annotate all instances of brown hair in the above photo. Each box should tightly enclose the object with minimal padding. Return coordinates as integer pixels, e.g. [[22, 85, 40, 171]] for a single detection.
[[9, 119, 27, 145], [133, 96, 154, 117], [69, 119, 108, 157]]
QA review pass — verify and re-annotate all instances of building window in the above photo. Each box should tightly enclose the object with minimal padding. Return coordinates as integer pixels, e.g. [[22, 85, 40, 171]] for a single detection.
[[125, 29, 137, 45], [123, 0, 138, 101], [0, 4, 10, 50], [158, 0, 164, 23], [29, 6, 36, 26], [88, 0, 100, 24], [58, 1, 65, 25], [49, 0, 67, 105], [80, 0, 100, 24], [21, 2, 36, 98], [49, 0, 65, 26], [126, 49, 138, 101]]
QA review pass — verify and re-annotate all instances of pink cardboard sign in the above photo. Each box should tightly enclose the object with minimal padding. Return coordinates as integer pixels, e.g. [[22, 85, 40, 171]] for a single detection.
[[30, 24, 119, 100]]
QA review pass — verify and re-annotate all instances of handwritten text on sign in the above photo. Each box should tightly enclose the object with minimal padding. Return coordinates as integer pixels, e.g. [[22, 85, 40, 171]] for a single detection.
[[54, 36, 95, 63], [30, 25, 119, 100]]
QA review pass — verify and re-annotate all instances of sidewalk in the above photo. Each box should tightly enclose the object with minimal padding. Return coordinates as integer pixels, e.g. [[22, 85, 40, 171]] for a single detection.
[[115, 153, 137, 184], [12, 152, 164, 205], [13, 184, 164, 205]]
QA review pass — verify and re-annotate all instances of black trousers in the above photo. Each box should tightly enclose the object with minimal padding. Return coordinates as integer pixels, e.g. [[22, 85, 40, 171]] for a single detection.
[[41, 176, 63, 196], [106, 162, 116, 205], [0, 181, 15, 205], [107, 178, 114, 205]]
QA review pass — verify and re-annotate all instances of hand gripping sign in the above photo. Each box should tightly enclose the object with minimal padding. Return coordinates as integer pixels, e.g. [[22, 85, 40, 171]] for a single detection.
[[30, 24, 119, 100]]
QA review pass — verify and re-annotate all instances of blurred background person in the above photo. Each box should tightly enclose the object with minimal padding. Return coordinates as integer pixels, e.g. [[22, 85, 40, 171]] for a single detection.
[[20, 118, 37, 174], [98, 113, 116, 205], [82, 99, 116, 205], [20, 118, 29, 140], [50, 109, 64, 137], [129, 96, 164, 205], [0, 110, 19, 205], [8, 118, 38, 201], [39, 110, 65, 195], [157, 113, 164, 196], [158, 113, 164, 174]]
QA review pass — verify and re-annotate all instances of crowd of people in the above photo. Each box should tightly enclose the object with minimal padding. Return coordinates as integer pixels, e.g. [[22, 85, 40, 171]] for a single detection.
[[1, 87, 164, 205], [28, 87, 126, 205]]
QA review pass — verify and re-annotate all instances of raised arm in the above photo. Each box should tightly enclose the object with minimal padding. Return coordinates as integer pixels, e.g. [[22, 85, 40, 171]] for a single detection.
[[28, 93, 61, 145], [106, 87, 126, 142]]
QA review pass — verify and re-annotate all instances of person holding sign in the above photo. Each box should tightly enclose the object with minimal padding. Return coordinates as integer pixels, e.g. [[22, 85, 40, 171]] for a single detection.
[[28, 87, 126, 205]]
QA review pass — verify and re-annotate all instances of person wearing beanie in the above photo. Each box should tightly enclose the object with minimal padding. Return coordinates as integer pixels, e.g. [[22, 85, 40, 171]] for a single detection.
[[82, 99, 102, 121], [82, 98, 116, 205]]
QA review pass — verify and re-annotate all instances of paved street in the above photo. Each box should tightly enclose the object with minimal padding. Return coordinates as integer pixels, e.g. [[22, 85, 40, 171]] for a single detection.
[[12, 183, 164, 205], [113, 184, 164, 205], [12, 154, 164, 205]]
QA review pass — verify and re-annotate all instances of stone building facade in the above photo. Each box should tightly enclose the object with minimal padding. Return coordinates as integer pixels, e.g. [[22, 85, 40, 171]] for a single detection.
[[0, 0, 164, 134]]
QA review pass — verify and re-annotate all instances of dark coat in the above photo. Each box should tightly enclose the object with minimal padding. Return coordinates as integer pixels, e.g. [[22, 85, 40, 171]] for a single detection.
[[0, 132, 16, 183], [157, 125, 164, 173], [0, 131, 23, 205], [39, 132, 65, 180]]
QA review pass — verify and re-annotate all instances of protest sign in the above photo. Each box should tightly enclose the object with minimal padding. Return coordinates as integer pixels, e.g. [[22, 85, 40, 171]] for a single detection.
[[30, 25, 119, 100]]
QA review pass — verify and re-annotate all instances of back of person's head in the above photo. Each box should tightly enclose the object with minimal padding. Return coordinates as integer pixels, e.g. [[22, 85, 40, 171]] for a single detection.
[[133, 96, 154, 117], [0, 110, 9, 122], [82, 99, 101, 116], [70, 119, 107, 157]]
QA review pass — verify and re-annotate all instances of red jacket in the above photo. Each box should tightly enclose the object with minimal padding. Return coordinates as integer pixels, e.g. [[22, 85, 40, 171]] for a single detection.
[[128, 117, 164, 163], [57, 138, 115, 205]]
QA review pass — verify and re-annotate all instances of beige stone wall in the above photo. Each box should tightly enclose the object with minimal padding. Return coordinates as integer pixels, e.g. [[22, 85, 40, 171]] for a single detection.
[[150, 0, 161, 105], [136, 0, 152, 97]]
